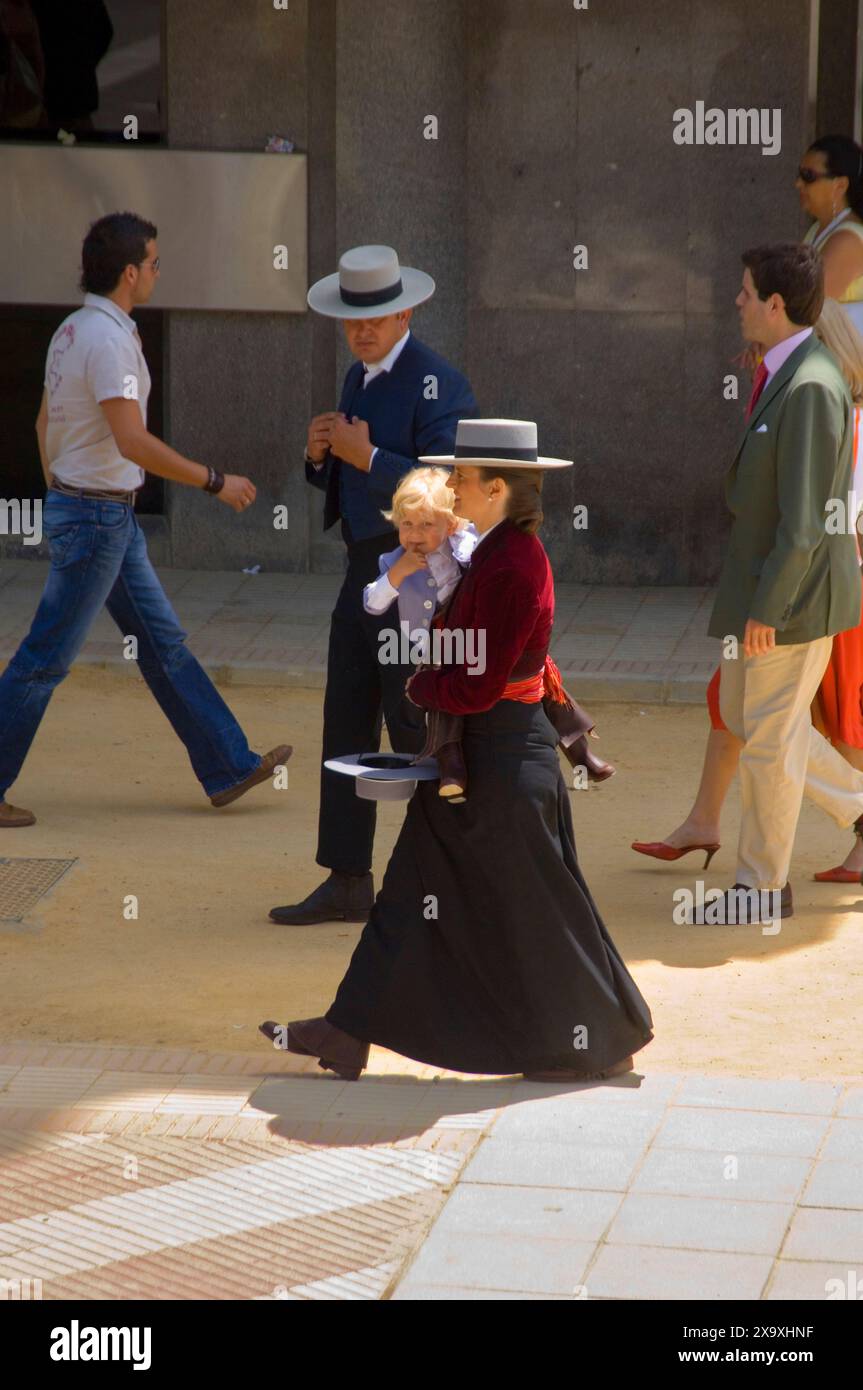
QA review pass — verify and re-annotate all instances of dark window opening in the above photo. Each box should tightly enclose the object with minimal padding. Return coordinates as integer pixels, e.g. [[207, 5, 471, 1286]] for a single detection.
[[0, 0, 162, 144], [0, 302, 165, 514]]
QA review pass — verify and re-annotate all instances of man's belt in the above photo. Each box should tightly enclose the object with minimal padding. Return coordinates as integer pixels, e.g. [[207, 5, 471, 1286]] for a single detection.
[[50, 479, 138, 506]]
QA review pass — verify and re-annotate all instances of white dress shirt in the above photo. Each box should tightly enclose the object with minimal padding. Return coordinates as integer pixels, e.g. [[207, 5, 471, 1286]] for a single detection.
[[762, 326, 813, 385], [45, 292, 149, 491]]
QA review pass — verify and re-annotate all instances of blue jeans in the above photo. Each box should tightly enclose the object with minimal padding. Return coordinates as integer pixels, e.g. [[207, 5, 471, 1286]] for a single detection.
[[0, 490, 260, 801]]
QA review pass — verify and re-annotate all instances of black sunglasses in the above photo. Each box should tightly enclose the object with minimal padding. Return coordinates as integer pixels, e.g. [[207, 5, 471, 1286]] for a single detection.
[[797, 167, 834, 184]]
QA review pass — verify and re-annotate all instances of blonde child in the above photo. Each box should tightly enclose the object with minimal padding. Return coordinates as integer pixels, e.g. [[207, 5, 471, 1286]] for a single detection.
[[364, 468, 476, 800]]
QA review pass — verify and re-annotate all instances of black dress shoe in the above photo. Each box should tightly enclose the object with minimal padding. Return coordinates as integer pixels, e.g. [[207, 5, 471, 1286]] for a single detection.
[[269, 870, 374, 925], [690, 881, 793, 924]]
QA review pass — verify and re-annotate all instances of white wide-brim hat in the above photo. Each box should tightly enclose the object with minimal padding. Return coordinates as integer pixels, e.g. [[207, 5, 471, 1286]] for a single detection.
[[325, 752, 439, 802], [420, 418, 572, 470], [308, 244, 436, 319]]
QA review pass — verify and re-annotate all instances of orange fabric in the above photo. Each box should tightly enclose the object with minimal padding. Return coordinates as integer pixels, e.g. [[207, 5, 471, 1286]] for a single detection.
[[502, 653, 567, 705], [817, 606, 863, 748]]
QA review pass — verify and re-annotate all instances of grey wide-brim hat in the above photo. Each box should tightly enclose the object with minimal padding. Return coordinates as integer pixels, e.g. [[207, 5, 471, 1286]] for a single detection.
[[325, 752, 440, 802], [421, 418, 572, 470], [308, 244, 436, 319]]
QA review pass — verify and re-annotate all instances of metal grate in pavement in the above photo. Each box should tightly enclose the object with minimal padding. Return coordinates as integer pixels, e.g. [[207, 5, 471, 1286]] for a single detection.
[[0, 859, 76, 922]]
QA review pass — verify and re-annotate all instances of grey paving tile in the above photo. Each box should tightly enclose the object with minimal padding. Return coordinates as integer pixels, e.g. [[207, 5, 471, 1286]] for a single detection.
[[607, 1192, 791, 1256], [460, 1138, 645, 1190], [838, 1087, 863, 1117], [801, 1160, 863, 1210], [400, 1231, 596, 1295], [819, 1119, 863, 1162], [673, 1076, 841, 1116], [509, 1073, 681, 1106], [391, 1284, 572, 1300], [611, 640, 680, 661], [784, 1208, 863, 1263], [433, 1184, 621, 1240], [491, 1100, 665, 1147], [766, 1261, 863, 1301], [587, 1244, 772, 1300], [632, 1148, 811, 1204], [655, 1107, 828, 1158]]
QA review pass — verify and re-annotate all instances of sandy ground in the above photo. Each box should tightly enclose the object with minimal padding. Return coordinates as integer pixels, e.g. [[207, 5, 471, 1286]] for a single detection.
[[1, 668, 862, 1081]]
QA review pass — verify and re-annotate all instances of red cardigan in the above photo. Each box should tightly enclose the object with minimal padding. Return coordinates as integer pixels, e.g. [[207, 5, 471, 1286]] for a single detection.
[[406, 518, 555, 715]]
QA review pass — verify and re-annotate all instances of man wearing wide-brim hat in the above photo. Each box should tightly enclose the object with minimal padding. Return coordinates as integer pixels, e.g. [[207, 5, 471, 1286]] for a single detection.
[[270, 246, 478, 926]]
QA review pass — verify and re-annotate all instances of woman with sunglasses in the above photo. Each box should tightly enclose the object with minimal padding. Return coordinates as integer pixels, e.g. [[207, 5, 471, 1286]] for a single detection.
[[798, 135, 863, 335]]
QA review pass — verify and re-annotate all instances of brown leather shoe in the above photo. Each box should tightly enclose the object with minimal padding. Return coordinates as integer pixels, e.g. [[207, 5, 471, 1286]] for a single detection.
[[259, 1016, 368, 1081], [210, 744, 292, 807], [0, 802, 36, 828], [437, 740, 467, 802]]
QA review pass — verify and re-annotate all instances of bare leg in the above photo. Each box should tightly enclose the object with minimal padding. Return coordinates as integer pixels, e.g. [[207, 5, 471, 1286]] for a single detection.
[[659, 727, 743, 849]]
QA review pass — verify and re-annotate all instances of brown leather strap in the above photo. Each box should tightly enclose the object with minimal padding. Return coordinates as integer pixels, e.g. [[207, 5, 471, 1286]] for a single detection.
[[50, 480, 136, 505]]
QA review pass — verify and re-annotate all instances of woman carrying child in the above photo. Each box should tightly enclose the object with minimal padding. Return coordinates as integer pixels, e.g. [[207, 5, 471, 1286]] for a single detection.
[[261, 420, 653, 1082]]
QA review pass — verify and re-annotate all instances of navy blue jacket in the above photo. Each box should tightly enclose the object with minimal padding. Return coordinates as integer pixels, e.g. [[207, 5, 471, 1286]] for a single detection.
[[306, 334, 478, 541]]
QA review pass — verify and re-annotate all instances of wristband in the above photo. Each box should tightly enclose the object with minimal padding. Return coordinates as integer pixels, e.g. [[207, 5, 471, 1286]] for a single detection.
[[203, 467, 225, 494]]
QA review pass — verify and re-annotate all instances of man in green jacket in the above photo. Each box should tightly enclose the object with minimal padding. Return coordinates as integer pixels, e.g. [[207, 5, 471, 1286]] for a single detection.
[[708, 242, 863, 921]]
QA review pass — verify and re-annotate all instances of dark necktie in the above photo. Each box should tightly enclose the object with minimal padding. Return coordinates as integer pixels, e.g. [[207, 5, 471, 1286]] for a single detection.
[[745, 361, 768, 420]]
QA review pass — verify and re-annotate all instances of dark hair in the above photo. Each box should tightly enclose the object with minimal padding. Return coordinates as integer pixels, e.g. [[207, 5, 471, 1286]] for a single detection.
[[79, 212, 157, 294], [741, 243, 824, 326], [808, 134, 863, 218], [477, 466, 544, 534]]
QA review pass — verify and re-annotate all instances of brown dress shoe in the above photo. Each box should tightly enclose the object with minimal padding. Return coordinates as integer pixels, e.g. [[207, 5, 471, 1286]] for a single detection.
[[259, 1016, 369, 1081], [210, 744, 292, 808], [0, 802, 36, 828]]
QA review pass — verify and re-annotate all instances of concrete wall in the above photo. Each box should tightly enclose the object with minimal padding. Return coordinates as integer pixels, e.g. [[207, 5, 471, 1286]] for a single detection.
[[164, 0, 314, 573], [161, 0, 825, 583]]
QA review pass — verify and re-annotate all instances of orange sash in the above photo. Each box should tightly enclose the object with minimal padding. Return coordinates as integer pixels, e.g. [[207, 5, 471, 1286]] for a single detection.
[[502, 653, 568, 705]]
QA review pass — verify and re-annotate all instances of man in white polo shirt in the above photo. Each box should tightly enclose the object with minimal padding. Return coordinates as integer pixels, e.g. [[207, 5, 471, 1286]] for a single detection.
[[0, 211, 290, 827]]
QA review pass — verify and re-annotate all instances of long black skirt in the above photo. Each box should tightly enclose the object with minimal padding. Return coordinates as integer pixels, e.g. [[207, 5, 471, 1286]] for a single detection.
[[326, 700, 654, 1074]]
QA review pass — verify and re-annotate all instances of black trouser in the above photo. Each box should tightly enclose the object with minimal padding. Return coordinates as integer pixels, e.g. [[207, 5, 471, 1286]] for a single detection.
[[317, 531, 427, 875]]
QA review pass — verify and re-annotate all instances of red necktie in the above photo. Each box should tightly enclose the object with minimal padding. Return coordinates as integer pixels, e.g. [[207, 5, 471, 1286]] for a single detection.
[[745, 361, 768, 420]]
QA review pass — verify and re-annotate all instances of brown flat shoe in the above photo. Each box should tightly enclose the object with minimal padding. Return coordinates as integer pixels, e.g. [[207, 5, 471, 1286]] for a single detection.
[[210, 744, 292, 808], [523, 1055, 635, 1083], [0, 802, 36, 828], [259, 1016, 368, 1081]]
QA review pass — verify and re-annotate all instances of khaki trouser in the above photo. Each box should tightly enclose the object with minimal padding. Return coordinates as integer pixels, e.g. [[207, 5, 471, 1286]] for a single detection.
[[719, 637, 863, 889]]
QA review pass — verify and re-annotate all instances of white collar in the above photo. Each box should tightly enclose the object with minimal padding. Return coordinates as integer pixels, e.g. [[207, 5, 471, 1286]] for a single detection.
[[362, 329, 411, 376], [83, 292, 137, 334], [762, 326, 813, 382], [474, 518, 504, 546], [448, 524, 479, 565]]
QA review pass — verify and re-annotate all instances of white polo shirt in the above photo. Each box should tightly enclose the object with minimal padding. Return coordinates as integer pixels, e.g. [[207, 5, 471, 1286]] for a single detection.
[[44, 292, 149, 491]]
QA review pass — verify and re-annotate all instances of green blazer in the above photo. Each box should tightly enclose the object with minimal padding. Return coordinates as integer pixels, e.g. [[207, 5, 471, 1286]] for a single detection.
[[708, 335, 861, 644]]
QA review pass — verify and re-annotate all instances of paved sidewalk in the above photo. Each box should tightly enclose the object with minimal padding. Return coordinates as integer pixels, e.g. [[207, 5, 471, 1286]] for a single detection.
[[0, 560, 718, 705], [0, 1044, 859, 1301]]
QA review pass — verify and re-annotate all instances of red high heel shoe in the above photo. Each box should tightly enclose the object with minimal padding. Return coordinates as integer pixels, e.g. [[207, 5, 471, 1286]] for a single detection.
[[631, 840, 720, 870]]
